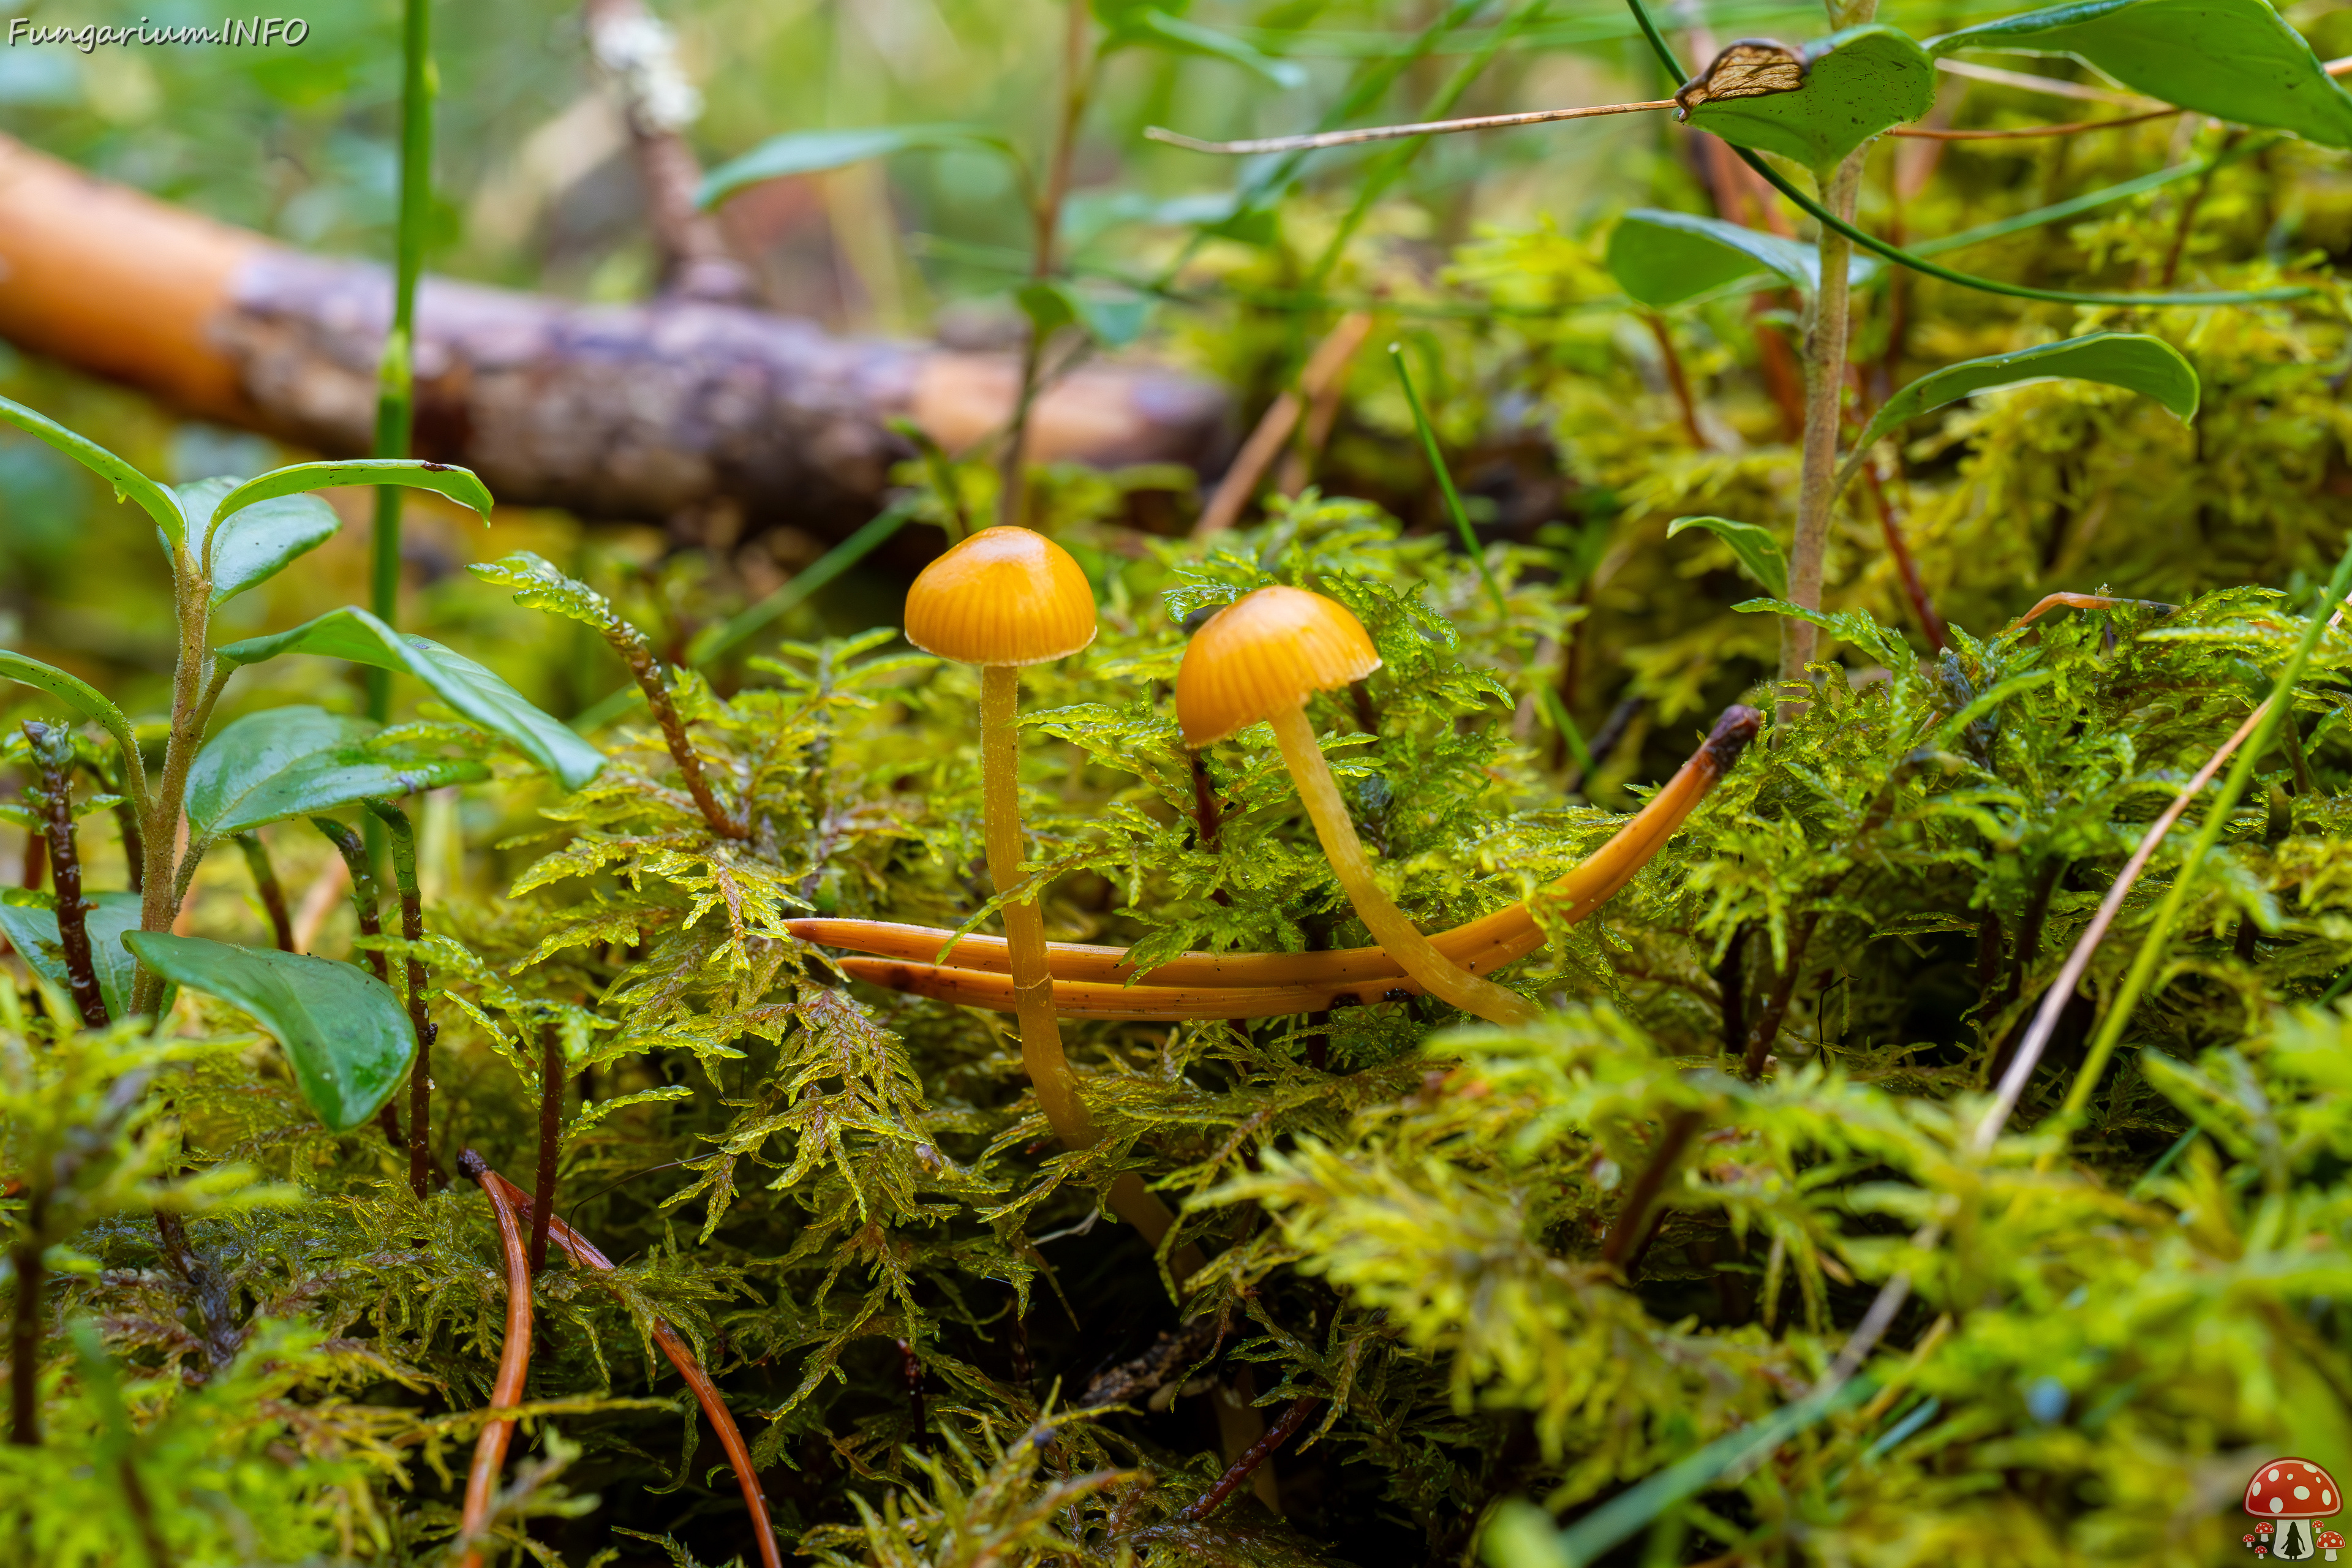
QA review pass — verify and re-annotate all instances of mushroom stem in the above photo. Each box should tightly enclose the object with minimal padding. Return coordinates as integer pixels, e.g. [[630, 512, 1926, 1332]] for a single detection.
[[1268, 704, 1541, 1028], [982, 666, 1194, 1257], [979, 663, 1093, 1147]]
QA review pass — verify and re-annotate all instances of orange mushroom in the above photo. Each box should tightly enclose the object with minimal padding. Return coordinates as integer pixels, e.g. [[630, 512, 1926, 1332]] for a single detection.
[[903, 526, 1099, 1145], [1177, 585, 1541, 1027]]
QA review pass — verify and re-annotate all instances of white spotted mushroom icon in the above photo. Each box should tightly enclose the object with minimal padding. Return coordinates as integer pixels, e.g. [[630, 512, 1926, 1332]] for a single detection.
[[2244, 1457, 2342, 1561]]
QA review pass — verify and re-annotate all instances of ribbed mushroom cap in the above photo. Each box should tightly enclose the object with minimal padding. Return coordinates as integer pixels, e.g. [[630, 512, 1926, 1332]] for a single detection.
[[1177, 585, 1382, 747], [902, 526, 1098, 667]]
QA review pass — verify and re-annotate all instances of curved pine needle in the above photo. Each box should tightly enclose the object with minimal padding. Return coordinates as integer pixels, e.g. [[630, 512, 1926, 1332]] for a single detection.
[[477, 1164, 785, 1568], [457, 1150, 535, 1568], [806, 704, 1762, 1014]]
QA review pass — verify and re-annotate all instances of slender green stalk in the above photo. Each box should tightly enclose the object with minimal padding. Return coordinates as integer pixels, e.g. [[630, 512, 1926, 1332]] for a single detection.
[[2054, 548, 2352, 1131], [1390, 345, 1509, 622], [369, 0, 436, 723]]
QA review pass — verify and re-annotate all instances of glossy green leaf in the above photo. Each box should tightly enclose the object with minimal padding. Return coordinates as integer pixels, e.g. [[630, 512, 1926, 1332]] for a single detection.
[[208, 459, 493, 540], [1607, 208, 1880, 307], [1929, 0, 2352, 149], [0, 393, 184, 546], [173, 478, 342, 608], [1679, 26, 1937, 168], [186, 707, 373, 839], [0, 649, 143, 778], [698, 126, 1020, 209], [469, 551, 625, 632], [1668, 516, 1790, 599], [1856, 332, 2199, 451], [0, 890, 161, 1022], [123, 933, 413, 1132], [184, 704, 489, 837], [1114, 9, 1308, 88], [213, 609, 604, 791]]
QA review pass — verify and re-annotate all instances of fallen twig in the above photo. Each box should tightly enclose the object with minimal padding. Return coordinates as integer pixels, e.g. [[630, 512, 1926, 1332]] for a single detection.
[[1178, 1395, 1319, 1520]]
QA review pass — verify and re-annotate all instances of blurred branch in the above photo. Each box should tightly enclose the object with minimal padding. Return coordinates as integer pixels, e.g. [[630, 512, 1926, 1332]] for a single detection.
[[583, 0, 756, 303]]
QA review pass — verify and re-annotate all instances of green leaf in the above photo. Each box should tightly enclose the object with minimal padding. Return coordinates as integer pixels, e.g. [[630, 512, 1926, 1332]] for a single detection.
[[1114, 9, 1308, 88], [1679, 26, 1937, 168], [122, 933, 413, 1132], [698, 126, 1020, 209], [0, 649, 143, 779], [172, 478, 341, 608], [0, 890, 162, 1022], [1014, 279, 1156, 348], [1668, 516, 1790, 599], [185, 705, 489, 837], [209, 459, 493, 540], [469, 551, 624, 632], [213, 609, 604, 791], [0, 394, 183, 546], [1607, 208, 1880, 307], [1929, 0, 2352, 149], [1855, 333, 2199, 451]]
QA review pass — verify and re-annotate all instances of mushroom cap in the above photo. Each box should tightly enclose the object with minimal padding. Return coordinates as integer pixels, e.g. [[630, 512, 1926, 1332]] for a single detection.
[[903, 526, 1097, 667], [2246, 1458, 2342, 1519], [1176, 585, 1382, 747]]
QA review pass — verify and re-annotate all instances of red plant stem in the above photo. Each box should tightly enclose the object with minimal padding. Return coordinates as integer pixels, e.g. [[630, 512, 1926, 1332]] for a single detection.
[[25, 724, 107, 1029], [234, 832, 296, 952], [1180, 1395, 1319, 1520], [456, 1151, 533, 1568], [18, 829, 43, 891], [475, 1164, 784, 1568], [530, 1025, 561, 1276], [1861, 461, 1947, 652], [1599, 1107, 1705, 1278], [1643, 311, 1706, 448]]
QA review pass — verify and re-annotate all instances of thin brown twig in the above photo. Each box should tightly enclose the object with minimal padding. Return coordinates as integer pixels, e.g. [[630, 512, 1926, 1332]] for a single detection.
[[1180, 1395, 1320, 1520], [1644, 311, 1706, 448], [1861, 460, 1948, 652], [476, 1164, 785, 1568], [456, 1150, 535, 1568], [233, 832, 295, 952], [607, 626, 747, 839], [25, 723, 105, 1028], [530, 1024, 562, 1276], [1148, 100, 1676, 157], [1196, 312, 1374, 537]]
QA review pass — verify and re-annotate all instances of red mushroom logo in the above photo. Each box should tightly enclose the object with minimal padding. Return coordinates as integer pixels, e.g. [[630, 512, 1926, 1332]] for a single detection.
[[2245, 1458, 2343, 1561]]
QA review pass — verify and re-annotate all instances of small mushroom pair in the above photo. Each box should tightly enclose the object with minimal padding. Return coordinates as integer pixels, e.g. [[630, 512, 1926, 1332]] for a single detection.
[[899, 527, 1534, 1189]]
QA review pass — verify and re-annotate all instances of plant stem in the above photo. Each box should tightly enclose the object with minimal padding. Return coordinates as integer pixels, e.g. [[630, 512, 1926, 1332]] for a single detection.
[[135, 585, 223, 1011], [311, 818, 406, 1150], [18, 830, 43, 892], [454, 1150, 532, 1568], [1600, 1107, 1703, 1274], [233, 832, 295, 952], [1782, 153, 1864, 690], [368, 801, 433, 1199], [9, 1187, 43, 1446], [1268, 704, 1539, 1027], [1181, 1395, 1320, 1520], [369, 0, 435, 724], [1861, 460, 1948, 652], [1644, 312, 1706, 447], [604, 621, 745, 839], [24, 723, 106, 1029], [978, 665, 1090, 1145], [997, 0, 1091, 530], [530, 1023, 561, 1276]]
